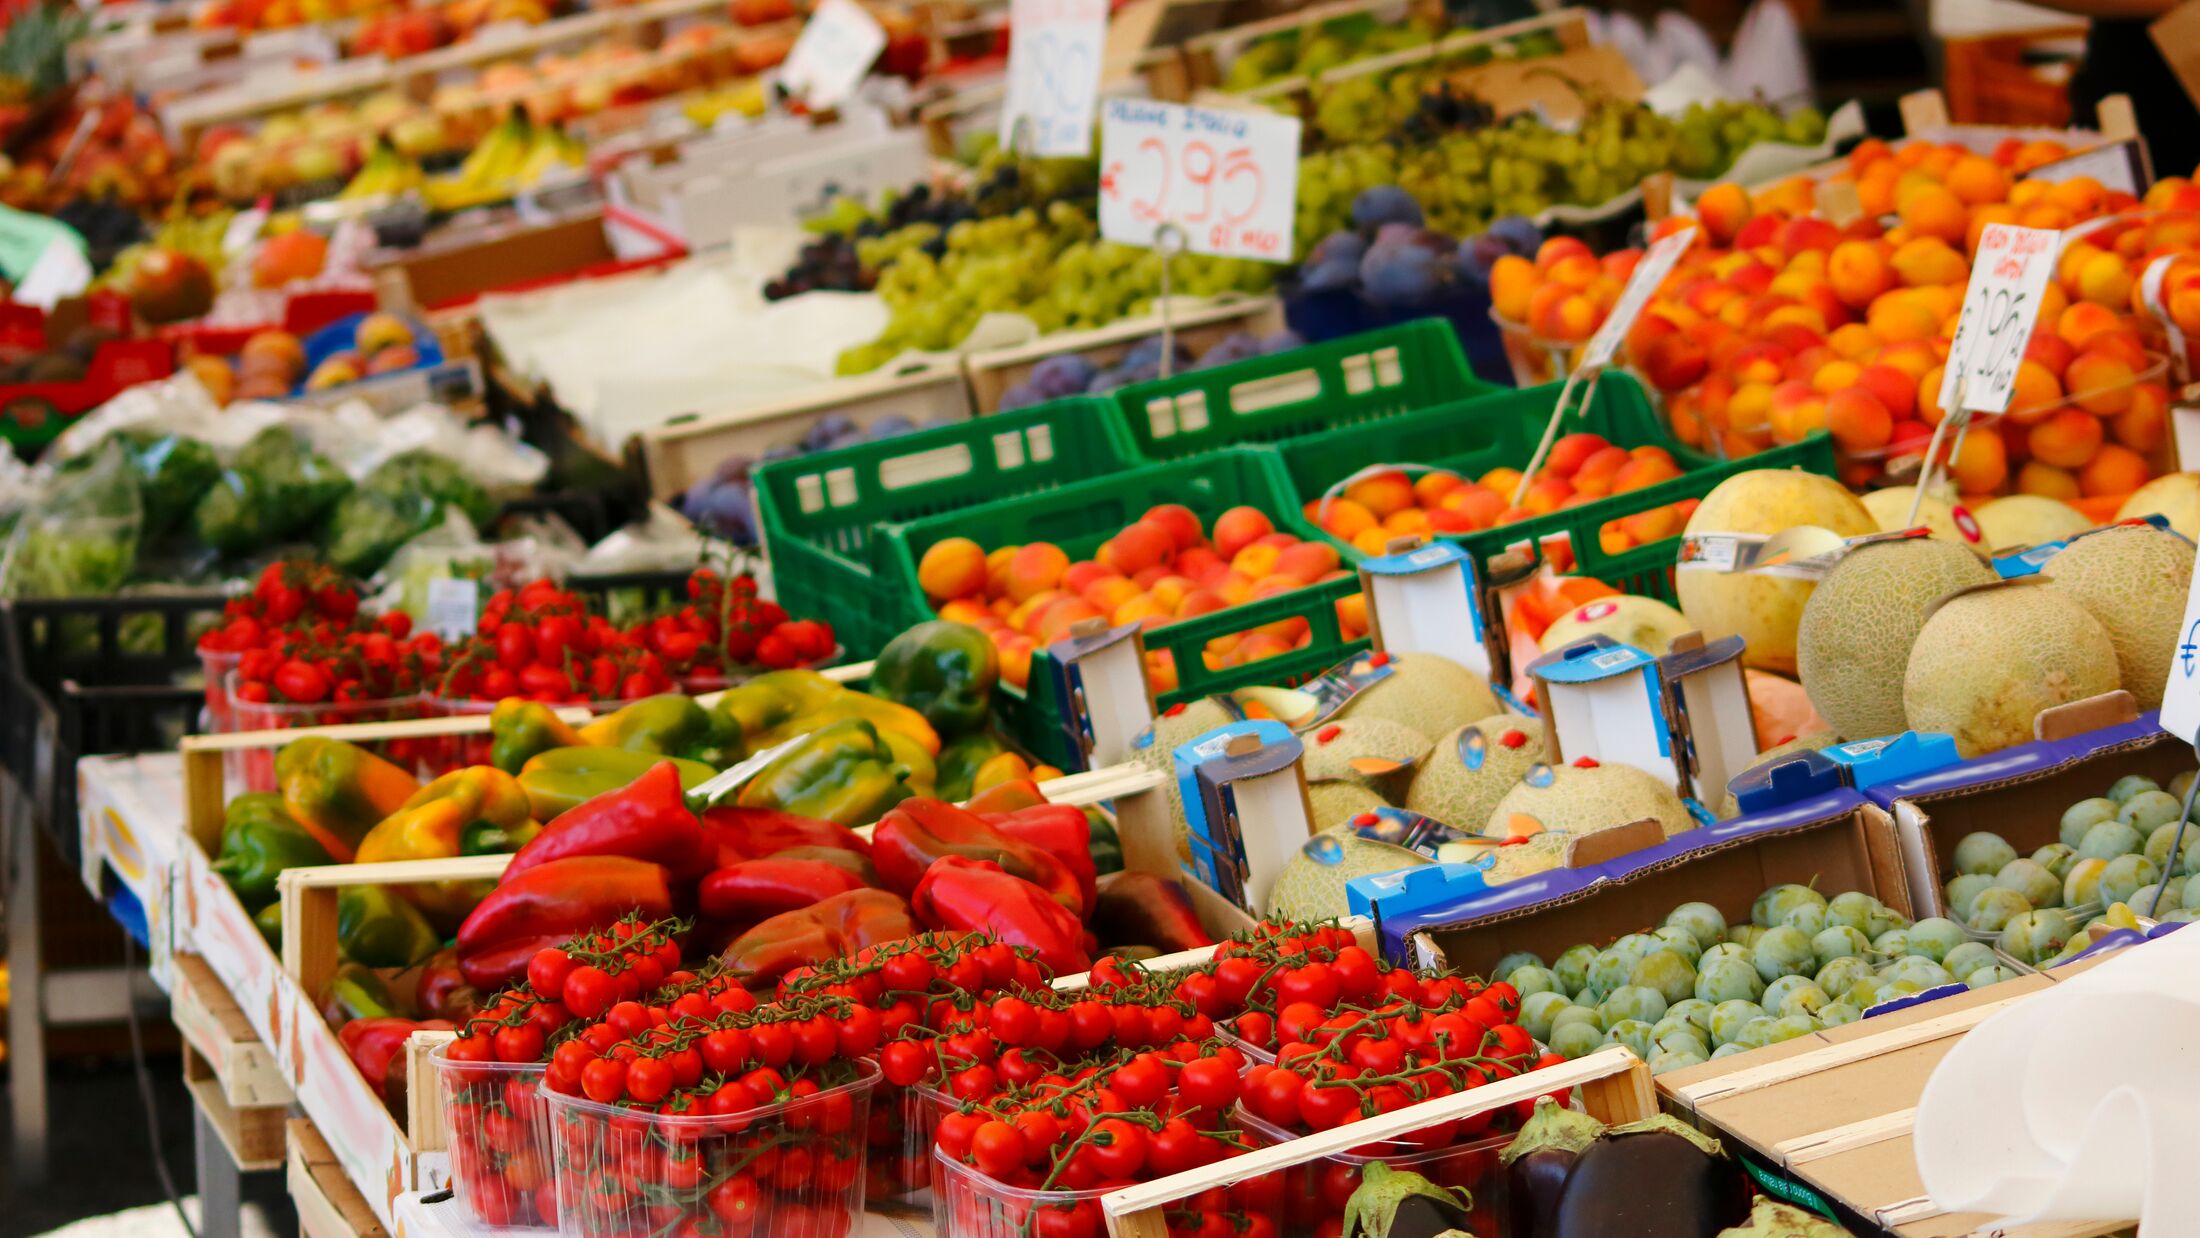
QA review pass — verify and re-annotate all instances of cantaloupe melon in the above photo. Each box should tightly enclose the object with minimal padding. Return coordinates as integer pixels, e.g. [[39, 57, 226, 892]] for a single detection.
[[1538, 594, 1694, 656], [1675, 469, 1878, 674], [1327, 652, 1501, 737], [1126, 697, 1239, 863], [1486, 759, 1694, 839], [2117, 474, 2200, 541], [1406, 714, 1547, 828], [1903, 580, 2122, 758], [1264, 829, 1428, 922], [1797, 537, 1994, 742], [2043, 524, 2195, 710], [1862, 485, 1965, 543], [1713, 730, 1840, 819], [1301, 717, 1430, 826], [1974, 494, 2090, 552]]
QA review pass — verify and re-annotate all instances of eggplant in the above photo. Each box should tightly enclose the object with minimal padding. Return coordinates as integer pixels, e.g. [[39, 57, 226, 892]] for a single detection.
[[1340, 1162, 1473, 1238], [1500, 1098, 1606, 1238], [1717, 1198, 1857, 1237], [1548, 1115, 1749, 1238]]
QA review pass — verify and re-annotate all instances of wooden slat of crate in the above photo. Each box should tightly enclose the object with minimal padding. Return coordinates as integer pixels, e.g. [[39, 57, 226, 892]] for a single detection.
[[289, 1120, 390, 1238], [184, 1045, 287, 1172], [172, 952, 293, 1109]]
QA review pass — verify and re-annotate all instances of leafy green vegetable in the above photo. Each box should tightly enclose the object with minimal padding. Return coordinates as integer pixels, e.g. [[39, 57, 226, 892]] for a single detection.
[[317, 451, 493, 576]]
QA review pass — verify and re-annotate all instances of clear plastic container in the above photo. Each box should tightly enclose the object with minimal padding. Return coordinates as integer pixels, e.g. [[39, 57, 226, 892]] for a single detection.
[[1234, 1103, 1512, 1238], [544, 1058, 879, 1238], [935, 1140, 1288, 1238], [199, 647, 242, 731], [865, 1071, 944, 1212], [1216, 1017, 1276, 1066], [220, 671, 425, 791], [430, 1045, 556, 1230]]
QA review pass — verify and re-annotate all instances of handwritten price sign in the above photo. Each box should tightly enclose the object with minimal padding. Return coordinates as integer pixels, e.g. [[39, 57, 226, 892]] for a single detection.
[[1937, 223, 2059, 414], [1583, 226, 1695, 369], [1098, 99, 1300, 263], [1002, 0, 1106, 157], [779, 0, 886, 110]]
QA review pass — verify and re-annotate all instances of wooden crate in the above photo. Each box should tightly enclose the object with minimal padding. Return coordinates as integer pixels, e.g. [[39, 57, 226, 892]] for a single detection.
[[290, 1120, 392, 1238], [961, 296, 1286, 413], [172, 952, 293, 1111], [185, 1044, 288, 1173], [1180, 0, 1438, 94], [1098, 1046, 1657, 1235]]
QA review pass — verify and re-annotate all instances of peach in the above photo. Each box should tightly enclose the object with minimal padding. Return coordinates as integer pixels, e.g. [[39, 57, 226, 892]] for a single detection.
[[1176, 588, 1228, 619], [2079, 443, 2149, 496], [1951, 423, 2009, 493], [1825, 389, 1894, 451], [1891, 237, 1966, 287], [1535, 236, 1595, 270], [1779, 217, 1841, 255], [1254, 531, 1299, 551], [2065, 349, 2139, 415], [1726, 381, 1777, 433], [1214, 571, 1256, 605], [1695, 181, 1753, 246], [1382, 509, 1432, 536], [1622, 503, 1685, 544], [1148, 575, 1195, 610], [1612, 454, 1681, 493], [1352, 527, 1393, 556], [1236, 632, 1295, 665], [1946, 155, 2011, 206], [2005, 360, 2065, 424], [1212, 507, 1274, 560], [2016, 461, 2081, 498], [1530, 287, 1600, 343], [1441, 485, 1506, 527], [1335, 591, 1369, 638], [1139, 503, 1203, 550], [2026, 331, 2076, 376], [939, 598, 992, 626], [1898, 185, 1967, 244], [1856, 363, 1919, 420], [1828, 323, 1884, 358], [2029, 409, 2105, 469], [1083, 574, 1140, 613], [1099, 520, 1174, 576], [1275, 541, 1340, 583], [1479, 466, 1525, 496], [1520, 476, 1574, 515], [2075, 250, 2136, 309], [1175, 546, 1227, 583], [1569, 446, 1632, 496], [1427, 508, 1475, 533], [1769, 384, 1827, 444], [1033, 597, 1104, 645], [2113, 383, 2169, 452], [1061, 560, 1116, 596], [1343, 470, 1415, 518], [1810, 359, 1864, 395], [917, 536, 988, 601], [1113, 594, 1171, 628], [1639, 331, 1709, 392], [1004, 543, 1069, 602], [2057, 302, 2124, 350], [997, 635, 1034, 689], [1313, 497, 1376, 540], [1231, 542, 1282, 580], [1412, 471, 1464, 507], [1490, 255, 1538, 322]]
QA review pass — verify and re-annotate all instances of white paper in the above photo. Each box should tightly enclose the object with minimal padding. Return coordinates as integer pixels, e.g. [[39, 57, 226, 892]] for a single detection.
[[779, 0, 886, 109], [1001, 0, 1106, 157], [425, 577, 479, 639], [1937, 223, 2059, 414], [1098, 98, 1299, 263], [2027, 138, 2148, 196], [1584, 226, 1696, 368], [2157, 540, 2200, 744]]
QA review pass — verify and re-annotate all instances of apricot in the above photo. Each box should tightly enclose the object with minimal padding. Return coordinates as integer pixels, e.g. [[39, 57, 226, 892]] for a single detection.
[[1335, 591, 1370, 639], [996, 635, 1034, 689], [2075, 250, 2136, 309], [1148, 575, 1195, 611], [1352, 527, 1393, 556], [2056, 302, 2123, 350], [1810, 359, 1864, 395], [2045, 176, 2107, 219], [1212, 507, 1274, 559], [1917, 364, 1949, 425], [1343, 470, 1415, 518], [1888, 237, 1964, 288], [2113, 382, 2169, 452], [2079, 443, 2150, 496], [1520, 475, 1574, 515], [1230, 542, 1282, 580], [2065, 349, 2139, 415], [1951, 426, 2009, 493], [1441, 485, 1506, 527], [1867, 292, 1940, 343], [1176, 588, 1228, 619], [2026, 332, 2076, 376], [1009, 588, 1064, 631], [1639, 331, 1709, 391], [1612, 453, 1681, 493], [938, 598, 991, 626], [1083, 574, 1141, 613], [1033, 597, 1104, 645], [1945, 155, 2010, 206], [1535, 236, 1595, 270], [917, 536, 988, 601], [1695, 181, 1754, 246], [1314, 496, 1376, 540], [1272, 541, 1338, 584], [1898, 186, 1967, 245], [1569, 446, 1632, 496], [1412, 471, 1463, 507], [1175, 546, 1227, 583], [1479, 466, 1525, 496], [1004, 543, 1070, 602], [985, 545, 1019, 596], [2005, 360, 2065, 425], [1826, 389, 1894, 450], [2016, 461, 2081, 499], [1490, 255, 1537, 322], [1382, 509, 1432, 536], [1101, 520, 1175, 576], [2028, 409, 2105, 469], [1141, 503, 1203, 549], [1857, 363, 1919, 420]]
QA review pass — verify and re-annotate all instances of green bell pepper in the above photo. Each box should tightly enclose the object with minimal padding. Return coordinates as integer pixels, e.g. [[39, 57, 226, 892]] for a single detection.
[[936, 731, 1012, 802], [870, 620, 999, 738], [735, 718, 914, 827], [212, 792, 335, 911], [338, 885, 441, 969], [254, 901, 283, 949], [578, 694, 741, 766], [516, 746, 718, 822], [489, 698, 586, 774], [320, 962, 400, 1025]]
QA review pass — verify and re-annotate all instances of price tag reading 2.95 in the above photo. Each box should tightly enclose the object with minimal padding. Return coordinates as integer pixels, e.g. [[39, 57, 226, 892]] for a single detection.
[[1937, 222, 2060, 414], [1098, 99, 1300, 263]]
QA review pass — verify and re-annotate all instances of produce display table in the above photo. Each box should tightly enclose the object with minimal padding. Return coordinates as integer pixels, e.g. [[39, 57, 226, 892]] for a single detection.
[[394, 1192, 940, 1237]]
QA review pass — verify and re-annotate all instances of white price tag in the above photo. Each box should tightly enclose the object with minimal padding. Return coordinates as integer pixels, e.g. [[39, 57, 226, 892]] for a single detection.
[[2025, 138, 2151, 196], [1582, 225, 1695, 369], [1937, 223, 2059, 414], [2159, 540, 2200, 743], [425, 577, 479, 640], [780, 0, 886, 110], [1097, 98, 1299, 263], [1001, 0, 1106, 157]]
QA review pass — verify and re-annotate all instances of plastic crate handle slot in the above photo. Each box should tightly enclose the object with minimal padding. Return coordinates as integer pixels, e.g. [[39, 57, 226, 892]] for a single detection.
[[879, 442, 977, 492]]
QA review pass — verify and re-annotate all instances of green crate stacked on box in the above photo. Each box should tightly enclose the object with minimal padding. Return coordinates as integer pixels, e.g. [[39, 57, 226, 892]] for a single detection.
[[1270, 374, 1842, 609], [1113, 318, 1501, 461], [754, 396, 1140, 659], [877, 448, 1359, 771]]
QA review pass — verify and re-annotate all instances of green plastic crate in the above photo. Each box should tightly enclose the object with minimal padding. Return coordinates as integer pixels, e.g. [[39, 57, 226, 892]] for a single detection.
[[755, 396, 1141, 660], [1112, 319, 1500, 462], [878, 448, 1359, 770]]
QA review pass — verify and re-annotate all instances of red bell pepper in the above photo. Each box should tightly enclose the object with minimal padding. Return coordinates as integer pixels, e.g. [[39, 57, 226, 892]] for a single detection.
[[339, 1015, 455, 1103], [871, 798, 1084, 914], [964, 778, 1047, 814], [503, 761, 713, 881], [700, 805, 872, 866], [414, 947, 481, 1022], [982, 802, 1096, 914], [912, 856, 1090, 975], [1091, 871, 1214, 955], [720, 888, 916, 986], [455, 856, 674, 990], [698, 853, 877, 925]]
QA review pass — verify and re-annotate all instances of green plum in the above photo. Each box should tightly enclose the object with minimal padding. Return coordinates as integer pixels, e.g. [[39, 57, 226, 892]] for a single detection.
[[1585, 949, 1635, 1000], [1553, 944, 1598, 997], [1966, 964, 2022, 988], [1648, 1047, 1708, 1075], [1811, 925, 1871, 966], [1751, 926, 1816, 983], [2100, 854, 2160, 906], [1814, 956, 1872, 996], [1754, 883, 1827, 929], [1817, 1002, 1859, 1027], [2031, 842, 2077, 881], [1507, 965, 1562, 999], [1650, 925, 1705, 965], [2129, 880, 2183, 915], [1728, 925, 1767, 950], [1760, 974, 1814, 1010], [1772, 981, 1830, 1020], [1711, 1042, 1751, 1059], [2120, 790, 2183, 832], [1663, 901, 1728, 950], [2065, 858, 2107, 907], [1879, 956, 1955, 990], [1493, 950, 1544, 980], [1630, 950, 1698, 1006], [1941, 941, 1997, 980], [1611, 933, 1658, 967], [2108, 774, 2162, 805], [1733, 1017, 1778, 1050], [1871, 928, 1912, 957], [1650, 1014, 1698, 1046], [1943, 874, 1996, 920], [1953, 831, 2017, 877], [1905, 918, 1968, 963], [1701, 942, 1752, 968], [1779, 902, 1827, 937], [1519, 990, 1572, 1042], [2146, 823, 2185, 874], [1993, 858, 2061, 908], [1655, 1027, 1710, 1058], [1668, 998, 1714, 1033], [2078, 821, 2144, 862], [2164, 908, 2200, 923], [1999, 908, 2075, 965], [1966, 887, 2032, 933], [1767, 1014, 1818, 1043], [1600, 984, 1670, 1027], [1606, 1018, 1655, 1059], [2062, 797, 2121, 849], [1708, 1000, 1765, 1046], [1866, 902, 1909, 938], [1845, 975, 1886, 1010], [1823, 891, 1879, 934], [1550, 1020, 1605, 1059], [2174, 770, 2195, 801], [1550, 1004, 1604, 1036], [1694, 955, 1766, 1003]]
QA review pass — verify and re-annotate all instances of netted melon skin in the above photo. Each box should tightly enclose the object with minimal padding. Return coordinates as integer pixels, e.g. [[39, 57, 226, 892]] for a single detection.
[[1903, 583, 2121, 758], [2044, 525, 2194, 711], [1797, 538, 1993, 742], [1675, 469, 1877, 675]]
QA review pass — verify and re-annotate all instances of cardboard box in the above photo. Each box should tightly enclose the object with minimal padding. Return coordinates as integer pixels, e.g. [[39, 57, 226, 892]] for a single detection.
[[1387, 786, 1911, 972], [368, 212, 673, 316], [1874, 707, 2194, 918], [1658, 958, 2128, 1237]]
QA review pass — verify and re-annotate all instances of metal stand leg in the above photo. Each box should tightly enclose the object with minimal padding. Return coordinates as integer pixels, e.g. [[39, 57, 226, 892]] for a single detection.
[[6, 774, 48, 1183], [194, 1103, 243, 1238]]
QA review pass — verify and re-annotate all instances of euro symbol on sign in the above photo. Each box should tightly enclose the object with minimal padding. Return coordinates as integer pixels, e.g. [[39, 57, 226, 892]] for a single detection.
[[2182, 618, 2200, 678]]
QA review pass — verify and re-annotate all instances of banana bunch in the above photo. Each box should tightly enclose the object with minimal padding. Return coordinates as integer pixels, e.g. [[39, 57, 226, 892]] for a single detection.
[[420, 109, 584, 212], [340, 138, 425, 199]]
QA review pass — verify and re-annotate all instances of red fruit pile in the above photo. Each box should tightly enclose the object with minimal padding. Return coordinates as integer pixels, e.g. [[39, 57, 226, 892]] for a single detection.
[[198, 561, 367, 658], [651, 568, 836, 685], [226, 609, 439, 707]]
